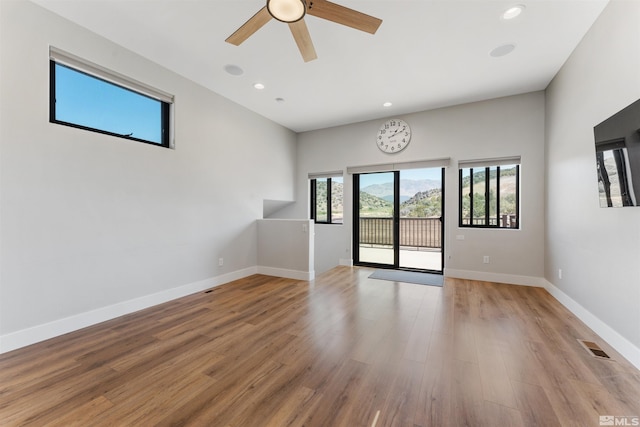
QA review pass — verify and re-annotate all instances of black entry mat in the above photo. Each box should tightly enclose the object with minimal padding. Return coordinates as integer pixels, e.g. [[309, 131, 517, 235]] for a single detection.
[[369, 269, 444, 287]]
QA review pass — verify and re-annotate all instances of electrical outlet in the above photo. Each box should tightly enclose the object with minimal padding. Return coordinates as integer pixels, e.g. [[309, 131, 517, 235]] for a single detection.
[[483, 256, 490, 264], [558, 268, 562, 279], [218, 258, 224, 266]]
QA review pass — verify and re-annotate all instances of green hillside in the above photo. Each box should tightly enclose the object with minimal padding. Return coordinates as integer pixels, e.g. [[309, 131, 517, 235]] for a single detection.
[[400, 188, 442, 217], [316, 169, 515, 221], [359, 191, 393, 216], [315, 181, 344, 219], [460, 167, 517, 217]]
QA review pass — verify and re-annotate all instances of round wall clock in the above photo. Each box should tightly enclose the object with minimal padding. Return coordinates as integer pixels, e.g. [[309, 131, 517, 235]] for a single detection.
[[376, 119, 411, 153]]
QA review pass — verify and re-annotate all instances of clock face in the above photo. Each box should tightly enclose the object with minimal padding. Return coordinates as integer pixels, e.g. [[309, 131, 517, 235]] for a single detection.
[[377, 119, 411, 153]]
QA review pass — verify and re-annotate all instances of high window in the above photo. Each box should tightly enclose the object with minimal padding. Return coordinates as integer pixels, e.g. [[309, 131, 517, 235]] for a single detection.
[[49, 47, 173, 148], [459, 158, 520, 229], [310, 174, 343, 224]]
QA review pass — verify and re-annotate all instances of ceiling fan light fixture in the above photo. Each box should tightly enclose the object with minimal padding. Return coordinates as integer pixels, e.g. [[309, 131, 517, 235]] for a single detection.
[[267, 0, 306, 23]]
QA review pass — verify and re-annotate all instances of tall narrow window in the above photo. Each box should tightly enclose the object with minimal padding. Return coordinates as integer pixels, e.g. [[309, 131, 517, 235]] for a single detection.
[[313, 178, 329, 223], [310, 175, 343, 224], [49, 47, 173, 148], [459, 158, 520, 229]]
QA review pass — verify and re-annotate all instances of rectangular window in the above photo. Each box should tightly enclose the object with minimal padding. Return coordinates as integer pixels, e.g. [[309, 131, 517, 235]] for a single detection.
[[310, 175, 343, 224], [49, 47, 173, 148], [459, 159, 520, 229]]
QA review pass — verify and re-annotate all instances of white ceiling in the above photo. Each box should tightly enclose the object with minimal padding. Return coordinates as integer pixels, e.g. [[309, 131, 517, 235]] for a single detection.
[[32, 0, 608, 133]]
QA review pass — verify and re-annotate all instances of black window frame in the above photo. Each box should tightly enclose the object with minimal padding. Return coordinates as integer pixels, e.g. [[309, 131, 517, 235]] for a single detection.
[[49, 60, 172, 148], [310, 177, 343, 225], [458, 164, 520, 229]]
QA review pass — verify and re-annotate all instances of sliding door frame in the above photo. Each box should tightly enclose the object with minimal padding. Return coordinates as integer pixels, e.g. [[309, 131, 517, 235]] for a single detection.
[[353, 168, 445, 273], [352, 171, 400, 269]]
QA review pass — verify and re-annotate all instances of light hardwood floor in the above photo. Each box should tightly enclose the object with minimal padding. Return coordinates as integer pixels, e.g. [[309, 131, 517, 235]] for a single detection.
[[1, 267, 639, 426]]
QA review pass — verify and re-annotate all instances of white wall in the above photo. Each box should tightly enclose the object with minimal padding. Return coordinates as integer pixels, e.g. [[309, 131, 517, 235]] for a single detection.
[[545, 0, 640, 362], [285, 92, 546, 282], [0, 0, 296, 351], [257, 219, 314, 280]]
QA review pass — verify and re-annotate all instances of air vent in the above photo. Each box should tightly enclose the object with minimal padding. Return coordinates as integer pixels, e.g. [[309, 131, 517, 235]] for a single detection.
[[578, 339, 611, 360]]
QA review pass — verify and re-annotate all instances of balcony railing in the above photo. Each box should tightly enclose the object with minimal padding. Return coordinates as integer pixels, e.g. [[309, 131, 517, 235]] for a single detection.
[[359, 217, 441, 249]]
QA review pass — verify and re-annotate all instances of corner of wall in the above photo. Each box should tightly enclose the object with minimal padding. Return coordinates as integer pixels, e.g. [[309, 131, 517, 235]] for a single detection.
[[543, 279, 640, 370], [443, 266, 640, 369], [256, 266, 314, 281]]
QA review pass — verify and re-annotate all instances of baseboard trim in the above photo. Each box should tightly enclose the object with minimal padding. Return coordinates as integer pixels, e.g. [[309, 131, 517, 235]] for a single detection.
[[543, 279, 640, 370], [444, 268, 545, 287], [256, 266, 314, 281], [0, 266, 258, 355], [441, 269, 640, 369], [339, 258, 353, 267], [6, 266, 637, 371]]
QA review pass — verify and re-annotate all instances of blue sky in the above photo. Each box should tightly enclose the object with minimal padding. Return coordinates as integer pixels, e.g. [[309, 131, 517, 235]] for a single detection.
[[54, 63, 162, 144]]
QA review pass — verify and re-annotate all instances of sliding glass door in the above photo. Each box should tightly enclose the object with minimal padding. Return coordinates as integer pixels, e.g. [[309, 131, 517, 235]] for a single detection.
[[398, 168, 444, 271], [353, 168, 444, 272], [354, 171, 398, 267]]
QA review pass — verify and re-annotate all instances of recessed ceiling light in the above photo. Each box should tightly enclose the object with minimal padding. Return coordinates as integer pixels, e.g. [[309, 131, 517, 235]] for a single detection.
[[490, 44, 516, 57], [502, 4, 525, 20], [383, 102, 393, 107], [224, 64, 244, 76], [253, 83, 265, 90]]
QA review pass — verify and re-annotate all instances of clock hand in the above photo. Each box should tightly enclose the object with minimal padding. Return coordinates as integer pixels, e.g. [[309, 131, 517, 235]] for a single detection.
[[388, 126, 406, 138]]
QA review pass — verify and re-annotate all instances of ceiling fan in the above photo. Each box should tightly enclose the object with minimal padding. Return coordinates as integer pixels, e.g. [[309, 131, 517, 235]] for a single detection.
[[225, 0, 382, 62]]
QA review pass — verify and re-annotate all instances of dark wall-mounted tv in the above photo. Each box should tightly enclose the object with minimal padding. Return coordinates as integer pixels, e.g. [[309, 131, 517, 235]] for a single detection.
[[594, 98, 640, 207]]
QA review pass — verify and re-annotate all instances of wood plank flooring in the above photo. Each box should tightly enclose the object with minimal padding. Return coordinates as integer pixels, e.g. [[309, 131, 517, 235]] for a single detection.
[[1, 266, 639, 426]]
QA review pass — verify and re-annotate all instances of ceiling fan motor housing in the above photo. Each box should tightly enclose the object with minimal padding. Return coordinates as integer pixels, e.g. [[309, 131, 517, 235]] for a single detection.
[[267, 0, 307, 23], [227, 0, 382, 62]]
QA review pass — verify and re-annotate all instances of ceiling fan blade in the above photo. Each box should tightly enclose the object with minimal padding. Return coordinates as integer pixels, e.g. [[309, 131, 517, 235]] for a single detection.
[[289, 19, 317, 62], [307, 0, 382, 34], [225, 6, 272, 46]]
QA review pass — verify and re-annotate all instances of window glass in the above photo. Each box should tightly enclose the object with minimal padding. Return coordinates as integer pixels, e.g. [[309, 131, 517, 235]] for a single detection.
[[499, 165, 518, 227], [51, 62, 170, 147], [488, 166, 498, 224], [331, 176, 344, 224], [472, 168, 486, 225], [315, 178, 329, 223], [310, 176, 343, 224], [459, 164, 519, 229], [460, 168, 471, 226]]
